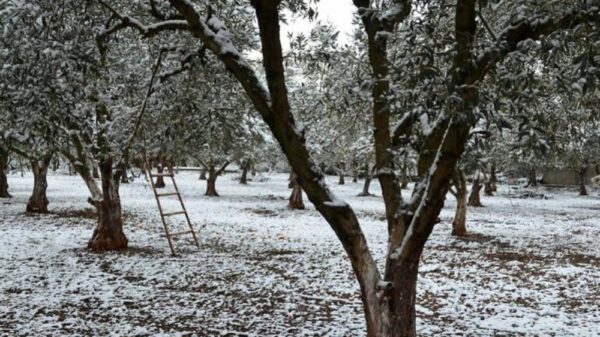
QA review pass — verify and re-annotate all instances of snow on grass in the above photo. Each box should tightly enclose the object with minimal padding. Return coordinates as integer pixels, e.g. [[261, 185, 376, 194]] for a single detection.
[[1, 171, 599, 336]]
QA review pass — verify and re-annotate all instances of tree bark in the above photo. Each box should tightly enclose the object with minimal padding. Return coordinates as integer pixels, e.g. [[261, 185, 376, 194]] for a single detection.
[[26, 154, 52, 213], [468, 172, 483, 207], [92, 160, 100, 179], [240, 160, 249, 184], [526, 168, 537, 187], [205, 162, 229, 197], [579, 167, 588, 196], [490, 163, 497, 192], [483, 171, 493, 196], [88, 159, 128, 251], [358, 163, 373, 197], [288, 171, 305, 209], [451, 167, 468, 236], [338, 170, 345, 185], [205, 168, 219, 196], [0, 149, 10, 198]]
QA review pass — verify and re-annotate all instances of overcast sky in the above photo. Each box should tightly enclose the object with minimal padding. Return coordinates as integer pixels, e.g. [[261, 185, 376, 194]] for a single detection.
[[281, 0, 356, 48]]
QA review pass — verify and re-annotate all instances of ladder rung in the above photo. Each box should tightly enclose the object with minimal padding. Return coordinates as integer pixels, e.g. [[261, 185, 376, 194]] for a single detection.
[[162, 210, 186, 217], [168, 230, 193, 237], [151, 173, 173, 177], [156, 192, 178, 197]]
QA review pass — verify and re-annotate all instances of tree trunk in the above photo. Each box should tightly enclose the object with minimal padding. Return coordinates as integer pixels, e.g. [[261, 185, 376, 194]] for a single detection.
[[579, 168, 588, 196], [92, 160, 100, 179], [468, 172, 483, 207], [52, 157, 60, 172], [26, 156, 51, 213], [288, 171, 305, 209], [358, 164, 373, 197], [0, 150, 10, 198], [483, 171, 493, 196], [401, 154, 409, 189], [352, 169, 358, 183], [451, 167, 468, 236], [88, 159, 128, 251], [385, 259, 420, 337], [338, 171, 345, 185], [155, 160, 166, 188], [490, 163, 497, 192], [526, 168, 537, 187], [240, 160, 249, 184], [119, 154, 129, 184], [205, 166, 219, 196], [199, 169, 207, 180]]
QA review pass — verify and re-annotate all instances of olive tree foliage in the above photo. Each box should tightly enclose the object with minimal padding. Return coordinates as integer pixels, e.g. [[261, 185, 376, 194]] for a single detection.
[[0, 0, 162, 250], [287, 24, 375, 183], [61, 0, 600, 335]]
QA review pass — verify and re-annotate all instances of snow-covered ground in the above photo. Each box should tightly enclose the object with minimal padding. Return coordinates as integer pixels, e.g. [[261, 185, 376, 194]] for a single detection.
[[1, 171, 599, 336]]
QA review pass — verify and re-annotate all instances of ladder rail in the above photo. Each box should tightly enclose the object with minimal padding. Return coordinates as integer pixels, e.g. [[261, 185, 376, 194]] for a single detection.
[[167, 163, 200, 247], [145, 155, 176, 255]]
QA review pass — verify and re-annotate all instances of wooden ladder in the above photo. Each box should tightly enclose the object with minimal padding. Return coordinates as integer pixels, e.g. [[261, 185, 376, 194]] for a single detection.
[[144, 157, 199, 255]]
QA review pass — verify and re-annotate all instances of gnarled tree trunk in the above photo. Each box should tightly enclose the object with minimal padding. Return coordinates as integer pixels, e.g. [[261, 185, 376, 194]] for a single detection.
[[0, 149, 10, 198], [358, 165, 373, 197], [206, 167, 219, 196], [451, 167, 468, 236], [288, 171, 305, 209], [88, 159, 128, 251], [205, 161, 229, 197], [26, 154, 52, 213], [468, 172, 483, 207]]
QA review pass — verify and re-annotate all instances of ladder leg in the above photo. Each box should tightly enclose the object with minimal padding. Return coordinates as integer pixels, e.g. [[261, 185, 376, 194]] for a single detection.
[[145, 154, 177, 255], [168, 163, 200, 248]]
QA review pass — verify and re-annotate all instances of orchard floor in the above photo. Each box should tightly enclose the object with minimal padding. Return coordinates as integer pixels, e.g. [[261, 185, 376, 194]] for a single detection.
[[1, 171, 599, 337]]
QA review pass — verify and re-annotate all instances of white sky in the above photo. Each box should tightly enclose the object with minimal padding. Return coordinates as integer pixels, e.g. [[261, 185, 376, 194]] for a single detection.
[[281, 0, 356, 49]]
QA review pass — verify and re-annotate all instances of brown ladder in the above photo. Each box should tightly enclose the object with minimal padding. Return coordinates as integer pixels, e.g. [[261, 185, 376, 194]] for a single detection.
[[144, 157, 200, 255]]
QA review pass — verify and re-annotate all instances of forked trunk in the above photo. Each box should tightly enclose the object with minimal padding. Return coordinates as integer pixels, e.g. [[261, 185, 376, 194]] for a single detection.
[[155, 161, 166, 188], [579, 168, 588, 196], [205, 167, 219, 196], [468, 172, 483, 207], [26, 157, 51, 213], [240, 160, 249, 184], [451, 168, 468, 236], [288, 171, 305, 209], [0, 154, 10, 198], [88, 160, 128, 251], [526, 168, 537, 187]]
